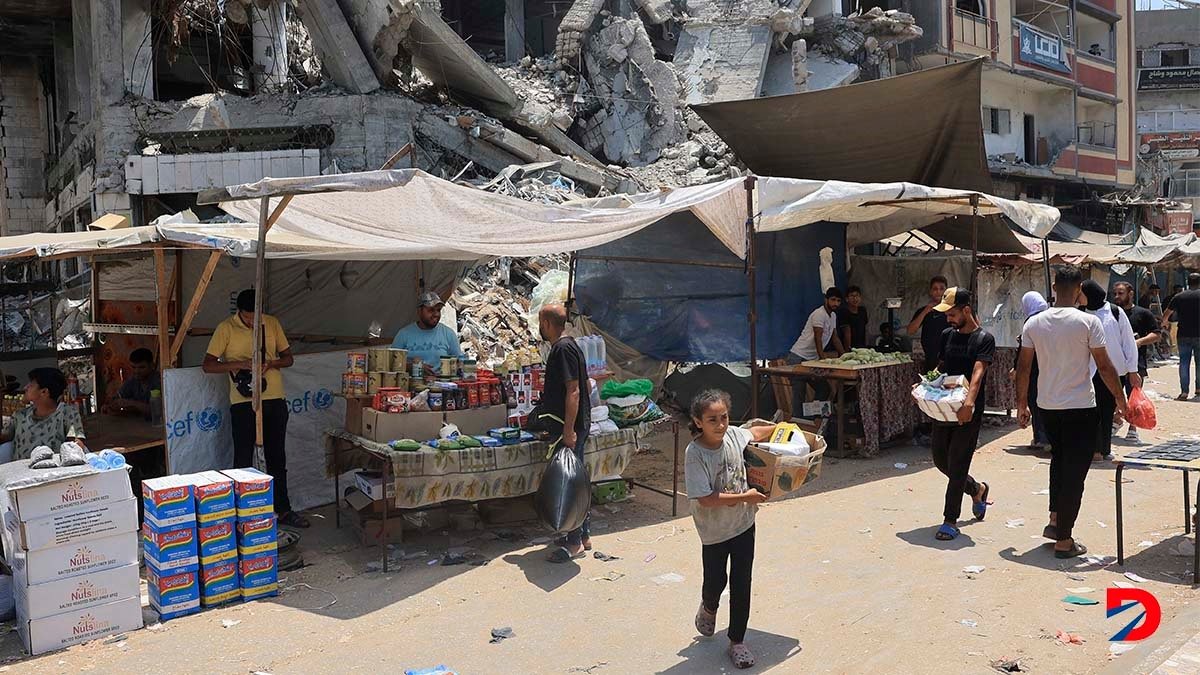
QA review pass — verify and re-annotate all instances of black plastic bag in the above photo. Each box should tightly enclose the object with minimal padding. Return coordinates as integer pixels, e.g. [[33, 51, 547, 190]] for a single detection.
[[534, 446, 591, 533]]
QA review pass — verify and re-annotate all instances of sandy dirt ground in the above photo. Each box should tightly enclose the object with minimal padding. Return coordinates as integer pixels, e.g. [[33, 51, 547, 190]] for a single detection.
[[3, 362, 1199, 674]]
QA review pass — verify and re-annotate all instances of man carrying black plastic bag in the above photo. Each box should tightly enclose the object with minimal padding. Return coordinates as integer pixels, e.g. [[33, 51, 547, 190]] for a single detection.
[[535, 304, 593, 563]]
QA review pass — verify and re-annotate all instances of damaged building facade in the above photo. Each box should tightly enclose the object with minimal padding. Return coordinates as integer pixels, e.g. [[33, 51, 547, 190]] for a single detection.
[[901, 0, 1136, 229]]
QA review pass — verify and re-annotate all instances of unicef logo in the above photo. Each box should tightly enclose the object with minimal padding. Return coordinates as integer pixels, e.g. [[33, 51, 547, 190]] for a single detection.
[[196, 407, 222, 432], [313, 389, 334, 410]]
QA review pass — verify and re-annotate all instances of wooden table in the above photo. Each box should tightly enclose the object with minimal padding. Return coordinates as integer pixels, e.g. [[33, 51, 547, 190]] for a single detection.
[[760, 359, 917, 457], [1115, 441, 1200, 584], [84, 414, 168, 462]]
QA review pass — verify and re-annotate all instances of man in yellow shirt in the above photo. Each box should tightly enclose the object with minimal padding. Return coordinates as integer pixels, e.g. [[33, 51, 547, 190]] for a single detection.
[[203, 289, 308, 528]]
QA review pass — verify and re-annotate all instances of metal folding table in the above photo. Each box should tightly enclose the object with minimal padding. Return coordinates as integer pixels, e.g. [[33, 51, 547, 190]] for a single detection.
[[1115, 440, 1200, 584]]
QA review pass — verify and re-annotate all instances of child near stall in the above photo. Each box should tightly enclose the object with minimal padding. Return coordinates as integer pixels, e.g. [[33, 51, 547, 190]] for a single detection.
[[685, 389, 772, 669]]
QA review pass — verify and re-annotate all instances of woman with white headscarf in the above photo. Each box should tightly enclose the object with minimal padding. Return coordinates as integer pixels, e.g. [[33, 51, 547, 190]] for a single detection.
[[1014, 291, 1050, 449]]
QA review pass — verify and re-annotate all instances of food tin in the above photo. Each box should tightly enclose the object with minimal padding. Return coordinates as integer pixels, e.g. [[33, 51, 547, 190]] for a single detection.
[[410, 358, 423, 378], [367, 347, 390, 372], [347, 352, 368, 374], [440, 356, 455, 377], [381, 372, 399, 388], [367, 372, 383, 394], [389, 349, 407, 372]]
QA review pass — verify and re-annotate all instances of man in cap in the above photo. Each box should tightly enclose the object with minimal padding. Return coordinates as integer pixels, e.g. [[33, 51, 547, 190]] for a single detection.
[[391, 291, 465, 372]]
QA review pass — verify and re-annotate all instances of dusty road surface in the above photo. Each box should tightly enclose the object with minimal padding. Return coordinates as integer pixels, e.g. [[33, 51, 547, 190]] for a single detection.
[[3, 363, 1198, 674]]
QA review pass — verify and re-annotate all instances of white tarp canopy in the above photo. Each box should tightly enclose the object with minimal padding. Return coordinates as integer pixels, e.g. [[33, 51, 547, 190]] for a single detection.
[[0, 227, 159, 260], [1117, 230, 1200, 266], [0, 169, 1060, 261]]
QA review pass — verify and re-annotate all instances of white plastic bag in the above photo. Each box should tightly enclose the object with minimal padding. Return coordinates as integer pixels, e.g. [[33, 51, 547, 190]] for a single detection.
[[912, 384, 968, 422]]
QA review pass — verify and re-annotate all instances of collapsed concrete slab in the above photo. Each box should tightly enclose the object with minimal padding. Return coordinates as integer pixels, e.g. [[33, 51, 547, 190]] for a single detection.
[[296, 0, 381, 93], [555, 0, 607, 67], [580, 18, 685, 166], [674, 23, 773, 104]]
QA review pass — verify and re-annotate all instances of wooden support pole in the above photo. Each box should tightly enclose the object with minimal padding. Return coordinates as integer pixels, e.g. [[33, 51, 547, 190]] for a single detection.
[[169, 250, 222, 365], [745, 175, 759, 420], [252, 197, 269, 447], [380, 143, 414, 170], [970, 194, 980, 296], [153, 248, 171, 370]]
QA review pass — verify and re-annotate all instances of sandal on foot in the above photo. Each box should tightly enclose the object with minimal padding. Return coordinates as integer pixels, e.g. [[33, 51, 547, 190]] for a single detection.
[[729, 643, 756, 669], [972, 482, 991, 521], [1178, 393, 1191, 401], [546, 546, 585, 563], [555, 535, 592, 551], [1042, 524, 1059, 541], [279, 511, 311, 528], [695, 603, 716, 637], [1054, 541, 1088, 559], [935, 523, 959, 541]]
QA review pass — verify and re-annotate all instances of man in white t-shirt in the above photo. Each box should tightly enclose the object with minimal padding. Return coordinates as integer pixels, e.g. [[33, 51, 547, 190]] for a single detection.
[[1016, 265, 1127, 560], [787, 288, 846, 406]]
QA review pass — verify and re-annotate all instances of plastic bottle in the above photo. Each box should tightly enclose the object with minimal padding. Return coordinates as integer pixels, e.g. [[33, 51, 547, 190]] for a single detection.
[[595, 335, 607, 374], [67, 375, 79, 402], [99, 449, 126, 470], [84, 452, 107, 470], [583, 335, 598, 375]]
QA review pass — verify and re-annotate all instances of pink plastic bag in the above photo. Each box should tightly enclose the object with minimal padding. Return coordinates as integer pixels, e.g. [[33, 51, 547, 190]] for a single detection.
[[1127, 387, 1157, 430]]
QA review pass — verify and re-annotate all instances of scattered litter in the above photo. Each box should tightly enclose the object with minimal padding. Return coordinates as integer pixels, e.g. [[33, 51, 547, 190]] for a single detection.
[[589, 570, 625, 582], [1076, 555, 1116, 568], [1172, 539, 1196, 557], [490, 627, 514, 644], [102, 634, 127, 645], [962, 565, 986, 575], [1033, 489, 1050, 495], [568, 661, 610, 674], [1005, 519, 1025, 528], [644, 553, 657, 563], [280, 583, 339, 611], [990, 658, 1025, 672], [858, 528, 872, 534], [469, 560, 489, 567], [618, 526, 679, 545], [821, 560, 831, 564], [1067, 574, 1088, 582], [1124, 572, 1150, 583], [221, 619, 241, 628], [1113, 581, 1135, 589], [428, 559, 439, 566], [1096, 521, 1107, 528], [1065, 587, 1095, 594], [894, 463, 908, 469], [1056, 630, 1085, 645], [593, 552, 621, 562], [145, 623, 162, 632], [442, 553, 471, 566], [652, 573, 685, 585], [404, 551, 430, 560], [1138, 540, 1155, 548], [959, 619, 978, 628], [1062, 595, 1099, 606], [1109, 643, 1136, 658]]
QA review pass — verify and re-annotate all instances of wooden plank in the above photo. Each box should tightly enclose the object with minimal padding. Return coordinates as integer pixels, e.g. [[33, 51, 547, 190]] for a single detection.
[[169, 250, 222, 366], [153, 248, 171, 369], [379, 143, 413, 170], [252, 197, 270, 446]]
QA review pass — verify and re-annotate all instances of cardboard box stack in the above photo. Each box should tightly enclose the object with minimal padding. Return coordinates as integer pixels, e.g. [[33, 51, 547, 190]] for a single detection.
[[190, 471, 239, 607], [0, 464, 143, 655], [224, 468, 279, 601], [142, 475, 199, 621]]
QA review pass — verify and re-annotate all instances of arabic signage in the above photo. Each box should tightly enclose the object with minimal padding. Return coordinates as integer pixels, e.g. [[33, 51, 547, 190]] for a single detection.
[[1017, 23, 1071, 74], [1138, 67, 1200, 91], [1140, 132, 1200, 158]]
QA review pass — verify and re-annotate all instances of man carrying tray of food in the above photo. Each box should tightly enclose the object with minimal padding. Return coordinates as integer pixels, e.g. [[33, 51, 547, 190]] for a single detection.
[[910, 287, 994, 542]]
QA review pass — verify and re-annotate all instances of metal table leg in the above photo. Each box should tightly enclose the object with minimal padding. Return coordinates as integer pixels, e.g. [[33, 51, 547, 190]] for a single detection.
[[836, 380, 846, 455], [1186, 469, 1192, 535], [671, 421, 679, 517], [1116, 462, 1125, 566], [1193, 472, 1199, 585], [334, 438, 341, 529], [382, 459, 391, 573]]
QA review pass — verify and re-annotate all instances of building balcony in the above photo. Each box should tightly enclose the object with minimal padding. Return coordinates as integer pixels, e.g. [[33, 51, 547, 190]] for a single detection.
[[1052, 142, 1119, 183], [1076, 52, 1118, 99], [950, 8, 998, 57]]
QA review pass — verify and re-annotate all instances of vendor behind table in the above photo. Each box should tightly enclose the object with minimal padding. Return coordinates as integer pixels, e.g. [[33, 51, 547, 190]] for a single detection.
[[391, 292, 465, 375]]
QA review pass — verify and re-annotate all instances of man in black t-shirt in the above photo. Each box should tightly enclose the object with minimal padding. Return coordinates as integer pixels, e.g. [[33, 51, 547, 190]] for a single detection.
[[1113, 282, 1160, 443], [927, 288, 995, 542], [907, 275, 951, 371], [1163, 273, 1200, 400], [838, 286, 870, 349], [537, 303, 593, 563]]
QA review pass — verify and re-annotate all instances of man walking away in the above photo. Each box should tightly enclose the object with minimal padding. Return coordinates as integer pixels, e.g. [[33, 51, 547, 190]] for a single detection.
[[1113, 281, 1160, 444], [927, 288, 994, 541], [1081, 280, 1138, 461], [538, 304, 593, 563], [1016, 266, 1126, 559], [1163, 273, 1200, 400]]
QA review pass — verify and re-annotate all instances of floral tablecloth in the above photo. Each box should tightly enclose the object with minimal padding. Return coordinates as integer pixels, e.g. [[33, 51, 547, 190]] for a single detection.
[[326, 428, 639, 509], [985, 347, 1018, 411], [853, 361, 921, 458]]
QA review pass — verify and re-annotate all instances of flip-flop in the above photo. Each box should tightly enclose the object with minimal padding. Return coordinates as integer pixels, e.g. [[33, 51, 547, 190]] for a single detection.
[[695, 603, 716, 637], [1054, 541, 1088, 559], [546, 546, 586, 563], [729, 643, 756, 669], [1042, 524, 1059, 540], [556, 535, 592, 551], [972, 482, 991, 521], [279, 511, 311, 528], [935, 523, 959, 541]]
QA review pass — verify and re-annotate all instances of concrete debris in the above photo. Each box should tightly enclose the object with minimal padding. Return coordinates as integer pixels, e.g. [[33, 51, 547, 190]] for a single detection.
[[555, 0, 608, 68], [286, 5, 325, 87], [809, 9, 921, 81], [452, 256, 568, 359]]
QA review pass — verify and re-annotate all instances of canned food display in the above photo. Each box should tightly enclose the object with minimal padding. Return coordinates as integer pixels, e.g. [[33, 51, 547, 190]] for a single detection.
[[367, 347, 390, 372], [347, 352, 368, 374], [389, 348, 407, 372]]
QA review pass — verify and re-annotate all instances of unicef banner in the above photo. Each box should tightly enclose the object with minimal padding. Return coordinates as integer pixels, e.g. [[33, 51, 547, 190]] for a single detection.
[[163, 350, 348, 512]]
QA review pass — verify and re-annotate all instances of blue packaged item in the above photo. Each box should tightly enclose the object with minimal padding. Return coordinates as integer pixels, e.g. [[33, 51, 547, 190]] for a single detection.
[[240, 552, 279, 601], [200, 559, 241, 607], [221, 468, 274, 518], [142, 475, 196, 529], [197, 517, 237, 564], [187, 471, 236, 523], [236, 515, 277, 556], [143, 523, 199, 573], [472, 435, 501, 448], [99, 449, 127, 469], [146, 567, 200, 621]]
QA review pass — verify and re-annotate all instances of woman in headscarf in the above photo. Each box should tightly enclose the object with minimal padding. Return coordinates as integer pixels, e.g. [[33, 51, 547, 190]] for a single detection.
[[1081, 279, 1139, 461], [1014, 291, 1050, 449]]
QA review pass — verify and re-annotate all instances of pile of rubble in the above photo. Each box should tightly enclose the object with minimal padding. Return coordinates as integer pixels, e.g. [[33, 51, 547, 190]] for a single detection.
[[452, 256, 567, 361]]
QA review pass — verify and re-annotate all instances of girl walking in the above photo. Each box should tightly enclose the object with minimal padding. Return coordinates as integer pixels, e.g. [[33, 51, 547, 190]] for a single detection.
[[685, 389, 772, 669]]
